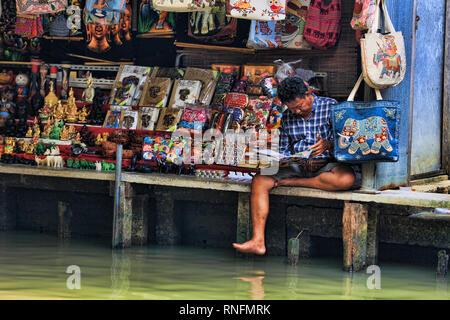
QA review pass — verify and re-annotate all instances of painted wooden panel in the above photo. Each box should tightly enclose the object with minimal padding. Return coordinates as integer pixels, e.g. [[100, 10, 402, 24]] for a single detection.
[[410, 0, 445, 175]]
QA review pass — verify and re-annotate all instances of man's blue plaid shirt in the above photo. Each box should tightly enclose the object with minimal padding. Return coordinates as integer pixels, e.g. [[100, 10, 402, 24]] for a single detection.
[[279, 95, 338, 159]]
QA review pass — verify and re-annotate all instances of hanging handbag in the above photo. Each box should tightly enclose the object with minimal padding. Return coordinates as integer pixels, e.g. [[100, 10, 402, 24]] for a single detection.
[[247, 20, 283, 49], [331, 74, 400, 163], [226, 0, 286, 21], [281, 0, 311, 49], [360, 0, 406, 89], [16, 0, 67, 15], [350, 0, 377, 30], [303, 0, 341, 50], [152, 0, 216, 12]]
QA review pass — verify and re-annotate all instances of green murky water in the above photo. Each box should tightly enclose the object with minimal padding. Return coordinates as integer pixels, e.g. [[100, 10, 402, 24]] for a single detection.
[[0, 231, 448, 300]]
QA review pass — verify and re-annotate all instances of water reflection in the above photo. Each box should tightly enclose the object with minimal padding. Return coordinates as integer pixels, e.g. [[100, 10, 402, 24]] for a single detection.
[[110, 250, 131, 299], [234, 271, 265, 300]]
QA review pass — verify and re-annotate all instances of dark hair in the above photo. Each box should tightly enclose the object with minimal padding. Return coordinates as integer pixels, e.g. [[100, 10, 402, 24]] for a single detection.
[[277, 76, 308, 103]]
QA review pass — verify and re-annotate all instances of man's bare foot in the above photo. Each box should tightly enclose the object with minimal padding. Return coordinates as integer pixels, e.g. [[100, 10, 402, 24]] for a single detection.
[[232, 240, 266, 255]]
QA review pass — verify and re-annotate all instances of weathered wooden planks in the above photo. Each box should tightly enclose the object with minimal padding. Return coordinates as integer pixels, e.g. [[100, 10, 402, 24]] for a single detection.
[[342, 202, 368, 272]]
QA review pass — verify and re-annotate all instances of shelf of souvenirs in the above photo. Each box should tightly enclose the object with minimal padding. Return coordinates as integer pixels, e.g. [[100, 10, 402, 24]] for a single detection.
[[0, 61, 122, 72]]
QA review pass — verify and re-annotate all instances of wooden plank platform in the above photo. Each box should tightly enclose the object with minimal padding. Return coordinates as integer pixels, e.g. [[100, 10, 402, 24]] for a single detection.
[[0, 165, 449, 208]]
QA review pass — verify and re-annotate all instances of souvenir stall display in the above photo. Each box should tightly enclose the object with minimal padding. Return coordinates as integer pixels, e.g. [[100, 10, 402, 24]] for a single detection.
[[0, 0, 371, 181]]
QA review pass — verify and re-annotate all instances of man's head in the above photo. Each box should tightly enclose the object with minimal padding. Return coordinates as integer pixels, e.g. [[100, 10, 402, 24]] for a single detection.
[[278, 76, 314, 117]]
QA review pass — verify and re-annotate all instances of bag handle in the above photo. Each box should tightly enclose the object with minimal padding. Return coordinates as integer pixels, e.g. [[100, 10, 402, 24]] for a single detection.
[[370, 0, 396, 34], [348, 74, 383, 101]]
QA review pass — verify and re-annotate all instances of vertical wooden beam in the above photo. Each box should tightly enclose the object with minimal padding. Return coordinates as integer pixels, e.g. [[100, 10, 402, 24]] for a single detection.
[[57, 201, 72, 241], [366, 206, 380, 266], [154, 190, 178, 245], [112, 182, 133, 248], [342, 201, 368, 272], [0, 185, 15, 231], [132, 194, 149, 246], [236, 192, 251, 245], [443, 0, 450, 175]]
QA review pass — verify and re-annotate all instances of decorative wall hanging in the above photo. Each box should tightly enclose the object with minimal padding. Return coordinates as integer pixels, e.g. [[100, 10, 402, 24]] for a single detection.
[[139, 77, 173, 107], [138, 0, 175, 34], [168, 79, 202, 108]]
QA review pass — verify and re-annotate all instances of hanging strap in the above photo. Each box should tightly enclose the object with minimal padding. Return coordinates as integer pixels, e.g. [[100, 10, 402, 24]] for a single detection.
[[348, 74, 383, 101], [370, 0, 396, 34]]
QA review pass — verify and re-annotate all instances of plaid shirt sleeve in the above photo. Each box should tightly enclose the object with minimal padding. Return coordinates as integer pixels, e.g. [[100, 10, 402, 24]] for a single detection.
[[279, 117, 291, 157]]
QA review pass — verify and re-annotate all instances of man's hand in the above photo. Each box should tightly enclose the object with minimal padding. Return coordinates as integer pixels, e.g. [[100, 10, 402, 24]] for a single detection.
[[310, 134, 332, 157]]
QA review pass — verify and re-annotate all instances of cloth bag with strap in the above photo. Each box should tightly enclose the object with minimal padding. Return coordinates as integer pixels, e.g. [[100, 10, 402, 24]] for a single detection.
[[16, 0, 67, 15], [303, 0, 341, 50], [152, 0, 216, 12], [360, 0, 406, 89], [331, 74, 400, 163], [350, 0, 377, 30], [226, 0, 287, 21]]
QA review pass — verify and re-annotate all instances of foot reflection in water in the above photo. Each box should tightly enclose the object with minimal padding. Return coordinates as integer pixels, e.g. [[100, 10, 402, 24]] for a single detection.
[[234, 270, 265, 300]]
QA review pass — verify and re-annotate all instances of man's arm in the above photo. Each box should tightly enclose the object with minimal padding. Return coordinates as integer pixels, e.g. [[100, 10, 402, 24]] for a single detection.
[[278, 120, 291, 157]]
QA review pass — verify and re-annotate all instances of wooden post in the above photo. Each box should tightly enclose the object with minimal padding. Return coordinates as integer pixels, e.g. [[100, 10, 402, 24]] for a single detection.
[[154, 190, 178, 245], [366, 206, 379, 266], [57, 201, 72, 241], [132, 194, 149, 246], [0, 185, 16, 231], [112, 182, 133, 248], [342, 201, 368, 272], [236, 192, 251, 245], [437, 250, 449, 277]]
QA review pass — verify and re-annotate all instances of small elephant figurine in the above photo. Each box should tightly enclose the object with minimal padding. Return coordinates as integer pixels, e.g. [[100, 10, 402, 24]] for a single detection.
[[338, 116, 393, 155]]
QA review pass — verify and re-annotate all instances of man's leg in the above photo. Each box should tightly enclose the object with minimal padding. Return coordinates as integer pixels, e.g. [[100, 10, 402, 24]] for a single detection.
[[232, 175, 276, 255], [276, 166, 356, 191]]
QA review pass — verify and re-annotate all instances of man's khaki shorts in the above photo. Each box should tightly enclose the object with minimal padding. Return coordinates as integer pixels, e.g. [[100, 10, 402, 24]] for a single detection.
[[266, 162, 362, 190]]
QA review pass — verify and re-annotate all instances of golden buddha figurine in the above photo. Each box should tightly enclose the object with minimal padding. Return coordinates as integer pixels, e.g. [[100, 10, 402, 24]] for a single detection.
[[78, 106, 90, 123], [95, 133, 103, 146], [33, 126, 41, 138], [74, 132, 82, 143], [68, 125, 77, 139], [60, 125, 70, 141], [44, 82, 59, 109], [4, 137, 15, 154], [25, 127, 33, 138], [54, 101, 66, 120]]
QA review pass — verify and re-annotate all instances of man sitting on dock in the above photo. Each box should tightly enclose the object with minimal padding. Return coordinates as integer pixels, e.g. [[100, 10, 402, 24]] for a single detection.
[[232, 77, 361, 255]]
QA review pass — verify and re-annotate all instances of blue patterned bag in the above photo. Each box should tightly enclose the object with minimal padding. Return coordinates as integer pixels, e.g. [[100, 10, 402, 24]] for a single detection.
[[331, 74, 400, 163]]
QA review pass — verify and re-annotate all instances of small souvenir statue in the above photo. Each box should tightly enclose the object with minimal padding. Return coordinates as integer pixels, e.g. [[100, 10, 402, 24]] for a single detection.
[[68, 125, 77, 139], [39, 64, 48, 97], [60, 125, 70, 141], [4, 137, 15, 154], [25, 126, 33, 138], [0, 97, 12, 129], [54, 101, 66, 120], [90, 87, 105, 125], [15, 73, 30, 102], [78, 107, 90, 123], [44, 81, 59, 109], [65, 88, 79, 123], [82, 73, 95, 103]]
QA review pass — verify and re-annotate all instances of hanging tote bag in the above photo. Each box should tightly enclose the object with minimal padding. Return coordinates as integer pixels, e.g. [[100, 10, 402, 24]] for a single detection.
[[331, 74, 400, 163], [247, 20, 283, 48], [303, 0, 341, 50], [226, 0, 287, 21], [281, 0, 312, 49], [350, 0, 377, 30], [360, 0, 406, 89], [152, 0, 216, 12], [16, 0, 67, 15]]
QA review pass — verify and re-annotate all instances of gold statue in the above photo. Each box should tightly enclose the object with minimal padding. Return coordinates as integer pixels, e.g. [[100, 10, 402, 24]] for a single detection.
[[54, 101, 66, 120], [25, 127, 33, 138], [68, 125, 77, 139], [60, 125, 70, 141], [78, 106, 90, 123], [33, 126, 41, 138], [65, 92, 79, 123], [44, 81, 59, 109], [95, 133, 103, 146]]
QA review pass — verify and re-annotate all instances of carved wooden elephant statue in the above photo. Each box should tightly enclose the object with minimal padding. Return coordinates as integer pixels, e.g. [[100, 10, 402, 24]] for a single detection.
[[338, 116, 393, 155]]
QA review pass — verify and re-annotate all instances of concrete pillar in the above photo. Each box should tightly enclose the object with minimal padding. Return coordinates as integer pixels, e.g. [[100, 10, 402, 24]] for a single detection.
[[132, 194, 149, 246], [154, 190, 178, 245], [57, 201, 72, 241], [112, 182, 133, 248], [0, 185, 16, 231]]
